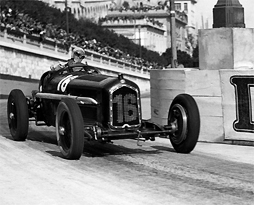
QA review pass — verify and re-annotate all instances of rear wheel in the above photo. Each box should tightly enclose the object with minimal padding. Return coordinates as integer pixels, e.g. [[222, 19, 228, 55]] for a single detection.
[[7, 89, 29, 141], [56, 98, 84, 160], [168, 94, 200, 153]]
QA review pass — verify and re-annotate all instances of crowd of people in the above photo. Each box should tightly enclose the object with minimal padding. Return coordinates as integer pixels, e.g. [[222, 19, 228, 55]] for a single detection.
[[108, 1, 187, 23], [0, 4, 162, 70], [1, 6, 46, 36], [109, 1, 170, 13], [0, 5, 70, 49], [99, 15, 163, 28]]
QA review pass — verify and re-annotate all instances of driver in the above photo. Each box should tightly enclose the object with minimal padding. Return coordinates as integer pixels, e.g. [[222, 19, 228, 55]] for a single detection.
[[50, 46, 86, 72]]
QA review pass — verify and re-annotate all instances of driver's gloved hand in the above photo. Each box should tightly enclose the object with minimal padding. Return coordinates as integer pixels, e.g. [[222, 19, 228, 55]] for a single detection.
[[50, 65, 55, 71], [50, 64, 65, 71]]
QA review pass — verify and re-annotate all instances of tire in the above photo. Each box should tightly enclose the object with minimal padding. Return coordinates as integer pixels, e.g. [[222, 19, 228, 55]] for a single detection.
[[56, 98, 84, 160], [7, 89, 29, 141], [168, 94, 200, 153]]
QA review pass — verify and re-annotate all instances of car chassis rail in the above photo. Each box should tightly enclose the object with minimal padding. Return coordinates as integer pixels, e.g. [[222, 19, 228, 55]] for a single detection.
[[101, 126, 174, 138], [89, 123, 175, 141], [35, 92, 98, 105]]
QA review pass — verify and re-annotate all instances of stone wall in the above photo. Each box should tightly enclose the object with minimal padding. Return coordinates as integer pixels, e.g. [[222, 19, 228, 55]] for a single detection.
[[0, 46, 57, 79]]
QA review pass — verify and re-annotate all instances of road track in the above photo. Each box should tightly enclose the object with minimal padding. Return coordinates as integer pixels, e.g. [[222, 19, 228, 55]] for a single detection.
[[0, 99, 254, 205]]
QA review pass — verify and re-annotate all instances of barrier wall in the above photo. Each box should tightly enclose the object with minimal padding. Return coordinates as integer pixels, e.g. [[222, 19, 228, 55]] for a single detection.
[[0, 74, 38, 98], [151, 28, 254, 144], [199, 28, 254, 70], [0, 28, 150, 96], [151, 69, 254, 143]]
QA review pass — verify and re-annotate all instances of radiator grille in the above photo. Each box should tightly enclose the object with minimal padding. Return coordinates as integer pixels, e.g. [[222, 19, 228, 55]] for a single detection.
[[110, 85, 140, 128]]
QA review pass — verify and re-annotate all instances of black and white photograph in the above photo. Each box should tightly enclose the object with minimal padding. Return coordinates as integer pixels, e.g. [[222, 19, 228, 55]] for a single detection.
[[0, 0, 254, 204]]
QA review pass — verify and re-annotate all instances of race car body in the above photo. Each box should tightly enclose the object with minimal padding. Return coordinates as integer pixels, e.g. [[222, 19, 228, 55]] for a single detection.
[[37, 66, 141, 129], [7, 63, 201, 160]]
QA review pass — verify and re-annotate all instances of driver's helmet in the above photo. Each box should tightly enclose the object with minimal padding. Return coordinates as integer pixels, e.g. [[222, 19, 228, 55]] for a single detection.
[[72, 47, 85, 60]]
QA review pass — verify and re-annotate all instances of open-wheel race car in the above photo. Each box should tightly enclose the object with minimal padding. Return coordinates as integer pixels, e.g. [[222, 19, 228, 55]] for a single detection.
[[7, 63, 200, 160]]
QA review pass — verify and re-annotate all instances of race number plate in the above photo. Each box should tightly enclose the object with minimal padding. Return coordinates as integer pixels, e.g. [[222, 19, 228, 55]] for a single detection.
[[111, 86, 140, 128]]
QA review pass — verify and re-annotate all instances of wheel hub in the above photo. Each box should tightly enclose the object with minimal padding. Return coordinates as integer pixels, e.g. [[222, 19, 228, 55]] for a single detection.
[[9, 113, 15, 120], [59, 126, 65, 135], [169, 104, 188, 145]]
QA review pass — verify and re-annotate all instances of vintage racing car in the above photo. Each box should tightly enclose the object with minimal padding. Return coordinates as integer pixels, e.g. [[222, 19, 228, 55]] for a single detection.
[[7, 63, 200, 160]]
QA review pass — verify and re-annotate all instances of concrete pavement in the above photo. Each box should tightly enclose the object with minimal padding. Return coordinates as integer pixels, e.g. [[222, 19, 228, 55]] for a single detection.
[[156, 137, 254, 165]]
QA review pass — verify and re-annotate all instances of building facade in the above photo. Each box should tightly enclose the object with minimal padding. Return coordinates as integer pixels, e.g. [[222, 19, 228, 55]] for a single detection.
[[174, 0, 197, 30], [174, 0, 198, 54], [129, 0, 197, 30], [41, 0, 112, 21], [40, 0, 188, 54], [100, 13, 167, 54], [101, 8, 187, 53]]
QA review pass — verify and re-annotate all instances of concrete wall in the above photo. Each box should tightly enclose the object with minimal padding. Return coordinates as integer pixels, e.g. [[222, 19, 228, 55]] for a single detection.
[[151, 28, 254, 144], [0, 74, 38, 98], [150, 69, 224, 142], [150, 69, 254, 143]]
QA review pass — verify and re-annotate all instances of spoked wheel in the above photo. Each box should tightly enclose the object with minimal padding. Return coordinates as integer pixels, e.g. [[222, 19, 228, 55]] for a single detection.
[[56, 98, 84, 160], [7, 89, 29, 141], [168, 94, 200, 153]]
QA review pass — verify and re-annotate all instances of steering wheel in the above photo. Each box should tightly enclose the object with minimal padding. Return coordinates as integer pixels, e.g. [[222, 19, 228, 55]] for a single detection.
[[55, 63, 86, 74], [56, 63, 100, 75], [68, 63, 88, 72]]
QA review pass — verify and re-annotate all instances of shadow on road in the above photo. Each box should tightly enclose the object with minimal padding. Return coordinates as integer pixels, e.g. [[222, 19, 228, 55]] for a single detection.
[[81, 141, 162, 157], [2, 109, 175, 159], [28, 130, 57, 145], [150, 145, 175, 152], [46, 141, 165, 159], [44, 139, 177, 159], [3, 126, 174, 159]]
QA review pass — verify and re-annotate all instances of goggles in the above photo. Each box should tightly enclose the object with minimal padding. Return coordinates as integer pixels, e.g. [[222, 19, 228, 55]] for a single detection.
[[75, 52, 85, 59]]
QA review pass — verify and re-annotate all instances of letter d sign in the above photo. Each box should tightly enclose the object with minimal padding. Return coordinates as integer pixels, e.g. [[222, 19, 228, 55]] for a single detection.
[[230, 76, 254, 133]]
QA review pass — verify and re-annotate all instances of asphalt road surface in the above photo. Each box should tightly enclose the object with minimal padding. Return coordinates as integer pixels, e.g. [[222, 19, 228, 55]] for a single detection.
[[0, 98, 254, 205]]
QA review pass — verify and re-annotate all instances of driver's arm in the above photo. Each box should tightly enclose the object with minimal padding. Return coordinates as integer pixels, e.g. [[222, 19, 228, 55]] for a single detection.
[[50, 63, 66, 72]]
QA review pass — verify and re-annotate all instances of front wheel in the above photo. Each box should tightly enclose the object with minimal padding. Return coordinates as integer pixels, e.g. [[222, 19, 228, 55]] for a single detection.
[[168, 94, 200, 153], [7, 89, 29, 141], [56, 98, 84, 160]]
